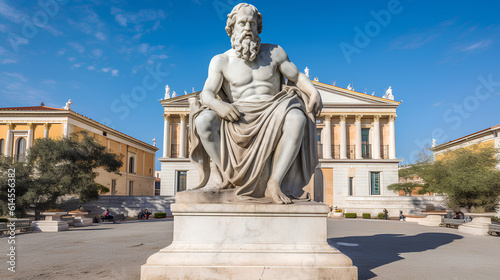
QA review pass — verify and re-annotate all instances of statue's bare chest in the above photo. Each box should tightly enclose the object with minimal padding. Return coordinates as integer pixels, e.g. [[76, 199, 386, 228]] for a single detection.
[[223, 59, 278, 87]]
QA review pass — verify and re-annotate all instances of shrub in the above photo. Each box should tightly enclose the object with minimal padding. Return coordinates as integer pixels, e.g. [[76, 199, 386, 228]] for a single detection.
[[344, 213, 357, 218], [154, 212, 167, 218], [45, 209, 65, 212], [377, 213, 386, 219], [0, 218, 8, 222], [425, 204, 435, 211], [362, 213, 371, 219]]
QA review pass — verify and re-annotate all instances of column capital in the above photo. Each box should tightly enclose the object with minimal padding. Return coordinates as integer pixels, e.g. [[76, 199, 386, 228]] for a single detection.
[[374, 115, 382, 121], [324, 115, 331, 121], [388, 115, 397, 121], [180, 114, 187, 121], [163, 114, 171, 121], [339, 115, 347, 122], [44, 123, 51, 129], [27, 122, 35, 129], [7, 123, 15, 130], [355, 115, 363, 122]]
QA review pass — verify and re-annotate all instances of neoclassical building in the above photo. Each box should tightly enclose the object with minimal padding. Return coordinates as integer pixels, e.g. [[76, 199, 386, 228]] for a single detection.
[[0, 104, 158, 196], [431, 124, 500, 168], [159, 81, 403, 213]]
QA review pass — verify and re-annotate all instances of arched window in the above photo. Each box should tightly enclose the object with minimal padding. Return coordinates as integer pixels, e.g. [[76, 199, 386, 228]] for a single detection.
[[0, 139, 4, 155], [16, 137, 26, 161], [129, 156, 135, 173]]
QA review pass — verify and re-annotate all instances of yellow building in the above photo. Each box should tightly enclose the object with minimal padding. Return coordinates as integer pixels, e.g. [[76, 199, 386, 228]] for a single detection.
[[430, 124, 500, 164], [0, 104, 158, 196]]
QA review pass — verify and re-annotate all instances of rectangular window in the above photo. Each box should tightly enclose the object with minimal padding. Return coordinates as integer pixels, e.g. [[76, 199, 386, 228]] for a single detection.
[[177, 171, 187, 192], [370, 172, 380, 195], [155, 181, 161, 196], [129, 181, 134, 196], [362, 128, 370, 158], [111, 179, 116, 195], [348, 177, 353, 196]]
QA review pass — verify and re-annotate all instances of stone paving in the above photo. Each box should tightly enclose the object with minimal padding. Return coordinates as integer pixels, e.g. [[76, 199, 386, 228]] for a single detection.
[[1, 218, 498, 279]]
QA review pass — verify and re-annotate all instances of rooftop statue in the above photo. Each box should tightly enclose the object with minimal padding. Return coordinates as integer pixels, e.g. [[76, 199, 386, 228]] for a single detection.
[[189, 3, 322, 204]]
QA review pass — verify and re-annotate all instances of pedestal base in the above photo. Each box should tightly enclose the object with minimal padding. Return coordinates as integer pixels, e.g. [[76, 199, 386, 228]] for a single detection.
[[459, 217, 492, 236], [141, 201, 357, 280], [418, 214, 443, 227], [32, 220, 69, 232]]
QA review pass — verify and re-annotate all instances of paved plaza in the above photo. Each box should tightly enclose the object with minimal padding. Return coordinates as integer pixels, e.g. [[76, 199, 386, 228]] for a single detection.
[[1, 218, 498, 280]]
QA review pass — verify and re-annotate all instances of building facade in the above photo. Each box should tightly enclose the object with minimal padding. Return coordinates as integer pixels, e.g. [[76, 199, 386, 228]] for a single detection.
[[0, 105, 158, 196], [431, 124, 500, 168], [159, 81, 403, 213]]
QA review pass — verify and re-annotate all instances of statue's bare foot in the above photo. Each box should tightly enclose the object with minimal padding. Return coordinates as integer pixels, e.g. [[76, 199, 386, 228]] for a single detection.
[[267, 179, 292, 204]]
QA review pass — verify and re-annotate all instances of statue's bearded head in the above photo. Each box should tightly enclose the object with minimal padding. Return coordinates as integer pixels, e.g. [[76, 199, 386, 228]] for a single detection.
[[225, 3, 263, 61]]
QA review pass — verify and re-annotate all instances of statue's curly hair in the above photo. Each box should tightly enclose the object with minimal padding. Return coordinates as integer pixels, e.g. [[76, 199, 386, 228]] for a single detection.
[[225, 3, 263, 37]]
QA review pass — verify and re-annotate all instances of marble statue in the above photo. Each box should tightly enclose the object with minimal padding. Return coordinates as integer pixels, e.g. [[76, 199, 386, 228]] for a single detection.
[[63, 99, 73, 110], [304, 66, 310, 77], [172, 91, 177, 97], [383, 86, 394, 100], [164, 85, 170, 99], [190, 3, 322, 204], [152, 137, 157, 147]]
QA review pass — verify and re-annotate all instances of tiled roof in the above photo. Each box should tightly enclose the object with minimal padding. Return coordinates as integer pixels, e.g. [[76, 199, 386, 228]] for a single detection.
[[0, 106, 66, 111]]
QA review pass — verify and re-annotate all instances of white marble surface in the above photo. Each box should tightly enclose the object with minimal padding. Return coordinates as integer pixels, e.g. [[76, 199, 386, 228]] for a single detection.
[[458, 217, 492, 236], [32, 220, 69, 232], [418, 213, 444, 227], [141, 202, 357, 279]]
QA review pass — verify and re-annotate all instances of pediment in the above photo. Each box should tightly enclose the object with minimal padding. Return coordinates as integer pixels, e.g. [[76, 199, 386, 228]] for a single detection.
[[313, 81, 400, 107]]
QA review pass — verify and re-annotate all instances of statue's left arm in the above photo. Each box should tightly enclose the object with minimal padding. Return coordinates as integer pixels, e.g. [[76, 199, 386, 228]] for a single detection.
[[276, 46, 323, 116]]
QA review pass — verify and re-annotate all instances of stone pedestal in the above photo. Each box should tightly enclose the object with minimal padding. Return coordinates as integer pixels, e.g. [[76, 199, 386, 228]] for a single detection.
[[141, 201, 357, 280], [458, 217, 492, 236], [68, 211, 93, 227], [32, 212, 69, 232], [418, 213, 444, 227]]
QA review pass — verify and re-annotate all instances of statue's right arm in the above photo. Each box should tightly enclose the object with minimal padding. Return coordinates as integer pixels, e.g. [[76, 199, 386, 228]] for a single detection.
[[200, 55, 241, 122]]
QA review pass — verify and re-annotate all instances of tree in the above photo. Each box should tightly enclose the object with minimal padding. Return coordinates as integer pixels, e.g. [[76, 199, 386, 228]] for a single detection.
[[0, 132, 122, 217], [387, 182, 421, 196], [419, 145, 500, 212]]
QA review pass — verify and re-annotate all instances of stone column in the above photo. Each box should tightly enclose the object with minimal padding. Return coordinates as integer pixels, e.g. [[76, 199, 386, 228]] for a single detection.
[[163, 114, 171, 158], [5, 123, 14, 157], [180, 114, 187, 158], [389, 115, 397, 159], [355, 115, 363, 159], [323, 115, 332, 159], [27, 123, 34, 149], [44, 123, 50, 138], [372, 115, 381, 159], [340, 115, 347, 159], [63, 122, 72, 137]]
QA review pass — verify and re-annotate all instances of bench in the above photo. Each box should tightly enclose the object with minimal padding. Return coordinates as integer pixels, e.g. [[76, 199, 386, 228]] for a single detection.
[[441, 218, 465, 228], [100, 213, 126, 223], [6, 219, 33, 232], [488, 223, 500, 236]]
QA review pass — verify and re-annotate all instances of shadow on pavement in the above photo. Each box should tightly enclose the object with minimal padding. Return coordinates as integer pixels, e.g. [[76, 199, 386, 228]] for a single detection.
[[328, 233, 463, 280]]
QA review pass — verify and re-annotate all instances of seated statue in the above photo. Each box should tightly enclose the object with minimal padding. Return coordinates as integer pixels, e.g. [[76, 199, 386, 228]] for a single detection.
[[189, 3, 322, 204]]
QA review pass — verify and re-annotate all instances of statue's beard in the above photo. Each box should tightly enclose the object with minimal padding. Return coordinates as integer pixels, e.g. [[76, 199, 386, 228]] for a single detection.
[[231, 31, 261, 61]]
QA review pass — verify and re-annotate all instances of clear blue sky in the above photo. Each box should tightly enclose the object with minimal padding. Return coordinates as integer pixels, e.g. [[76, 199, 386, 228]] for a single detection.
[[1, 0, 499, 169]]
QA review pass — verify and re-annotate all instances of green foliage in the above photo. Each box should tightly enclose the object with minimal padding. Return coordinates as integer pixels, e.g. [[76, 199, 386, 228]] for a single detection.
[[387, 182, 421, 196], [344, 213, 357, 218], [154, 212, 167, 218], [0, 156, 34, 217], [362, 213, 371, 219], [0, 132, 122, 217], [0, 218, 8, 222], [377, 213, 386, 219], [419, 145, 500, 212]]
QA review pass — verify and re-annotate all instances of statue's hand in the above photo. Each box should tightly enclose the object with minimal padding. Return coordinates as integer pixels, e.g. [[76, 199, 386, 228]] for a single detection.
[[307, 92, 323, 117], [210, 100, 241, 122]]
